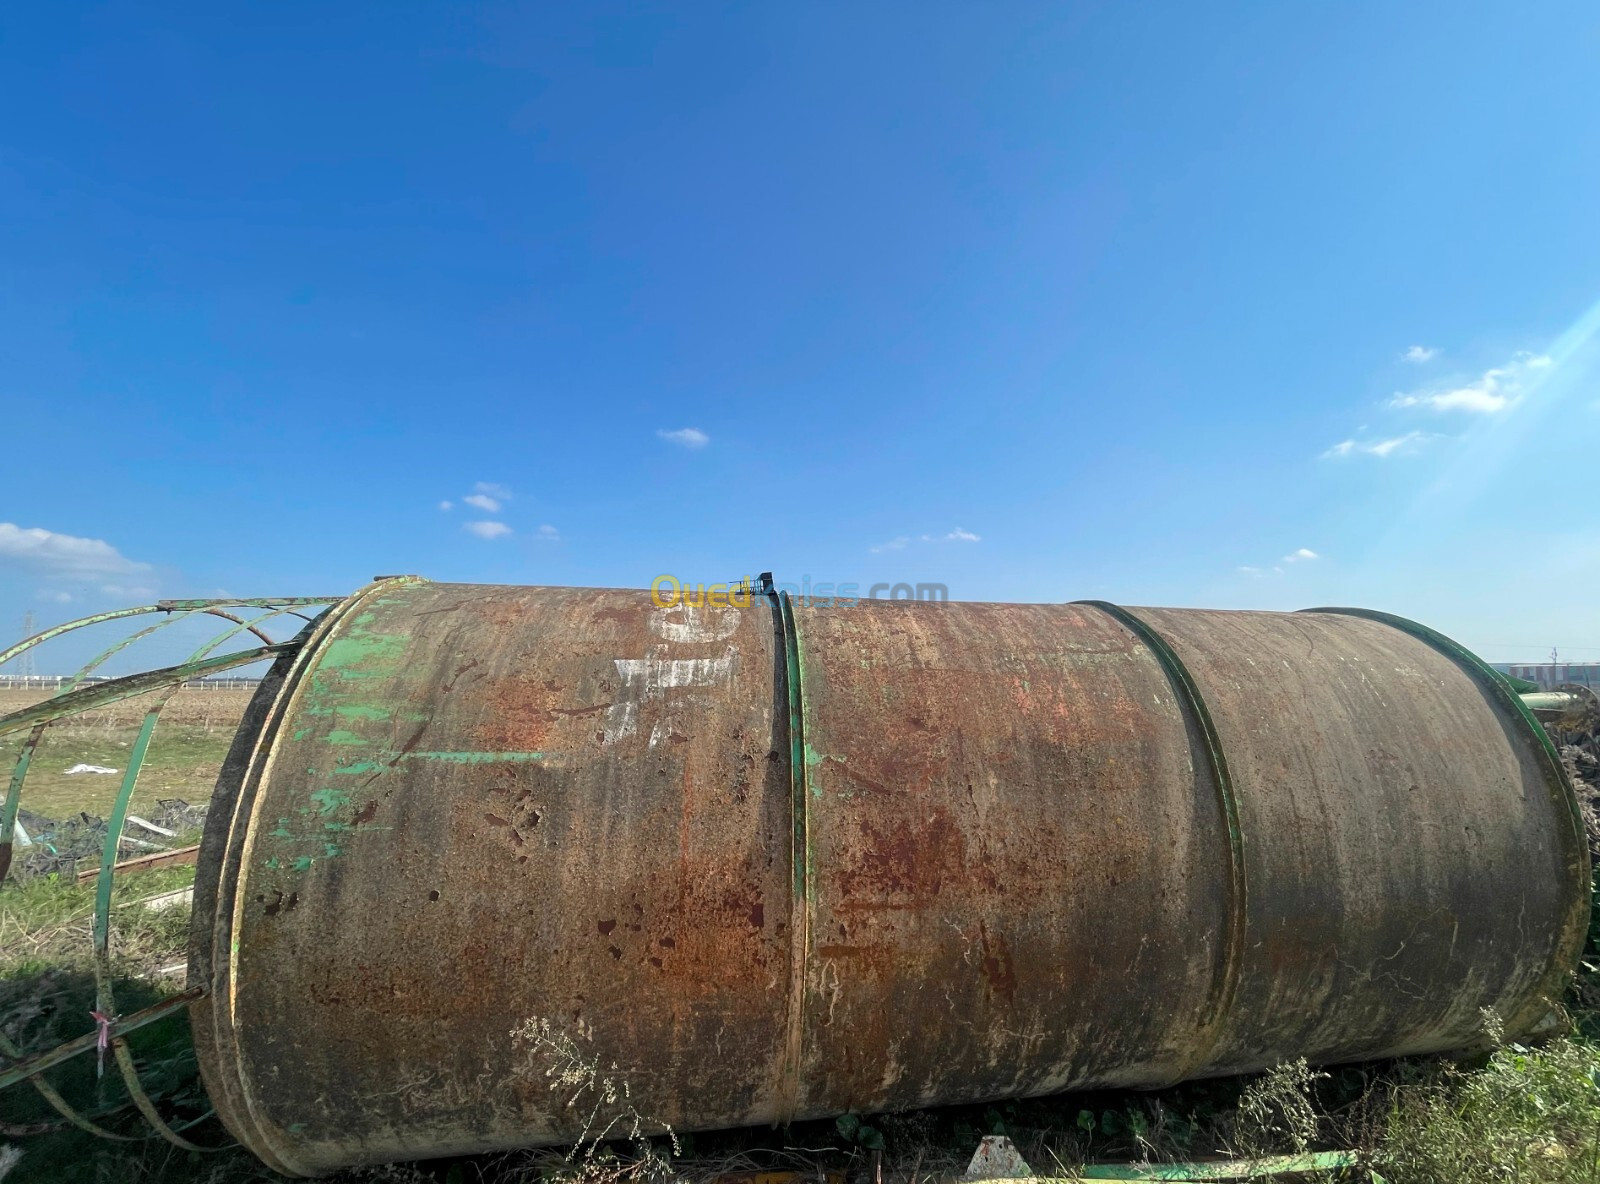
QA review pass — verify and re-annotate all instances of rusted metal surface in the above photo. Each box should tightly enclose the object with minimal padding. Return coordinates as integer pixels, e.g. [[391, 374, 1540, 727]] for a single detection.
[[188, 584, 1589, 1175], [791, 600, 1232, 1114], [1124, 605, 1588, 1073], [73, 843, 202, 883], [192, 582, 790, 1175]]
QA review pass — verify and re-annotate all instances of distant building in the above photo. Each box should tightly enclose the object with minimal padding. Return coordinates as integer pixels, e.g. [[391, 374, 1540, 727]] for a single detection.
[[1494, 663, 1600, 690]]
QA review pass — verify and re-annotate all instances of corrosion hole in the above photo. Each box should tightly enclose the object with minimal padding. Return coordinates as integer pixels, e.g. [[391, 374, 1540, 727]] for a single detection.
[[528, 809, 541, 827], [353, 800, 378, 824], [428, 889, 440, 902], [607, 945, 622, 960], [285, 892, 299, 912], [263, 891, 285, 918], [748, 903, 765, 929], [648, 957, 663, 969], [597, 919, 617, 936], [658, 936, 675, 948]]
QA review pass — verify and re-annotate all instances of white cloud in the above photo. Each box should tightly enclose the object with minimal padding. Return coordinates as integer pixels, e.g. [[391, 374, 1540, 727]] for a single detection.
[[876, 526, 981, 553], [0, 523, 152, 578], [474, 481, 512, 500], [1323, 431, 1432, 460], [1403, 345, 1438, 363], [99, 583, 158, 600], [658, 427, 709, 449], [1238, 549, 1318, 578], [463, 493, 501, 512], [438, 500, 454, 512], [1390, 351, 1554, 415], [1394, 387, 1507, 414], [463, 521, 512, 540], [42, 589, 76, 604], [536, 524, 560, 541]]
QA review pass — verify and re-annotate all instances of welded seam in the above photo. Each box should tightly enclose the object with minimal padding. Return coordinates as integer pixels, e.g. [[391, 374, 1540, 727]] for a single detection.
[[1303, 606, 1592, 1033], [1076, 601, 1249, 1080], [771, 589, 810, 1125]]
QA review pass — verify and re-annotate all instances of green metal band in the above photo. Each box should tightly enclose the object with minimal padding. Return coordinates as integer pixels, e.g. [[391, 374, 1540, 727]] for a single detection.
[[0, 644, 291, 740], [0, 598, 335, 671], [770, 588, 810, 1124], [0, 988, 202, 1093], [0, 605, 169, 671], [0, 1023, 137, 1140], [1076, 601, 1248, 1080], [85, 612, 310, 1151], [1302, 606, 1592, 1024], [62, 606, 223, 695], [0, 725, 45, 881], [0, 603, 325, 1145]]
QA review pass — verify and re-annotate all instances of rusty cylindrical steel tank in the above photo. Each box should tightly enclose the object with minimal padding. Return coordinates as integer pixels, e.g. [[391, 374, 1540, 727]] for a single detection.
[[190, 580, 1589, 1175]]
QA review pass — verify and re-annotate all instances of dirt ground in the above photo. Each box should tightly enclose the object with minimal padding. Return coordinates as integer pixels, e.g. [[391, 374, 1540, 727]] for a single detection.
[[0, 687, 255, 819]]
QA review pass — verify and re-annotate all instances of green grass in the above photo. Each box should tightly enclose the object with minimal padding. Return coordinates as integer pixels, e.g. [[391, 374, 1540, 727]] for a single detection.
[[0, 687, 251, 823], [0, 722, 237, 821]]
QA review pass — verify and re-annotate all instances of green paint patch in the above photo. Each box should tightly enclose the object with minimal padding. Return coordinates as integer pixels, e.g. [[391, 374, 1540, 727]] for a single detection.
[[310, 787, 351, 814], [318, 632, 406, 673], [330, 760, 385, 776], [335, 704, 393, 722], [263, 856, 281, 869], [405, 750, 544, 764], [291, 855, 313, 871], [269, 818, 293, 839], [324, 729, 367, 746], [327, 751, 542, 773], [305, 625, 409, 701], [323, 842, 344, 858]]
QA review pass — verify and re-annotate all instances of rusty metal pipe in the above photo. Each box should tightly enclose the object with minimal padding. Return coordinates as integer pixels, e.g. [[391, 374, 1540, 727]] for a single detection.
[[189, 583, 1589, 1176]]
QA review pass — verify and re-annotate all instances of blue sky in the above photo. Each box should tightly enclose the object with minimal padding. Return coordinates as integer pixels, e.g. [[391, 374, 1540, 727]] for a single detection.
[[4, 3, 1600, 672]]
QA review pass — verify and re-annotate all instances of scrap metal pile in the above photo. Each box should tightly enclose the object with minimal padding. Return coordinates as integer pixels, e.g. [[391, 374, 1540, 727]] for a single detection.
[[9, 799, 206, 880]]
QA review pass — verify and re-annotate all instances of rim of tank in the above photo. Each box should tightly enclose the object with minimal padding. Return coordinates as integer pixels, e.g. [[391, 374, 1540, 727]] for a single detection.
[[189, 578, 406, 1177], [1299, 604, 1593, 1032]]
